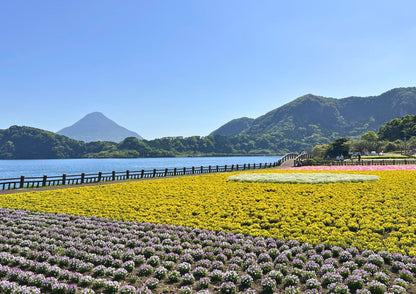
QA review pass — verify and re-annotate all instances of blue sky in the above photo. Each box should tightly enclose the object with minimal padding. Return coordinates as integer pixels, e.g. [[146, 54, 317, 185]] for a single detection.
[[1, 1, 415, 139]]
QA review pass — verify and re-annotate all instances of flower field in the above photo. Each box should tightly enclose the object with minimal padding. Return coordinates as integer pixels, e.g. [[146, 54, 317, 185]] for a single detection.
[[0, 208, 415, 294], [1, 169, 416, 256], [2, 165, 416, 292]]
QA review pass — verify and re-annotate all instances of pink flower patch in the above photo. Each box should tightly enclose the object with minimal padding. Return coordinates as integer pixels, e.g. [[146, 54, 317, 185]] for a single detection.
[[284, 165, 416, 171]]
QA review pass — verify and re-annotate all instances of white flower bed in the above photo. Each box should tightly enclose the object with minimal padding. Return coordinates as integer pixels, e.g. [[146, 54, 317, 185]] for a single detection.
[[227, 173, 380, 184]]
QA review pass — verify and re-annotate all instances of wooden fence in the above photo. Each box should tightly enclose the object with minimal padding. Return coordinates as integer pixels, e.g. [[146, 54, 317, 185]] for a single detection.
[[0, 161, 280, 191]]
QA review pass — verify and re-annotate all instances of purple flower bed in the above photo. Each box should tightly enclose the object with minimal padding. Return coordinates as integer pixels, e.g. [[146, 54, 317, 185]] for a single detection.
[[0, 208, 415, 293]]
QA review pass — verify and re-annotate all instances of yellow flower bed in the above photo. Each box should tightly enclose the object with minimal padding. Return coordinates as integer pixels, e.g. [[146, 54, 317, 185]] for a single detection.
[[1, 170, 416, 255]]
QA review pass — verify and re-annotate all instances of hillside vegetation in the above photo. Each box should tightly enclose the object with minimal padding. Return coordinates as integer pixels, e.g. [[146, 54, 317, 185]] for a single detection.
[[214, 87, 416, 143]]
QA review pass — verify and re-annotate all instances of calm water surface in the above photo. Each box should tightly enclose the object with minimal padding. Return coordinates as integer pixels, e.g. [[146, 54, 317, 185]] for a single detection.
[[0, 156, 281, 179]]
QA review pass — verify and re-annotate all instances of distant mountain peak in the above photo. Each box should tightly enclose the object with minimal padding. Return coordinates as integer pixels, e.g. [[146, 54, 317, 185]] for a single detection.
[[57, 112, 143, 142]]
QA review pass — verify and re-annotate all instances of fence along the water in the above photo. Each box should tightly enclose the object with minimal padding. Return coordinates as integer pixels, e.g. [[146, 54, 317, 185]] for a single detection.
[[0, 161, 280, 191]]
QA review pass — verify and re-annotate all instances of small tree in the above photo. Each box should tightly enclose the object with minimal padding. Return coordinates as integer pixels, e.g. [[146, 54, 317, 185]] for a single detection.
[[361, 131, 378, 142], [312, 144, 329, 159], [325, 138, 350, 159]]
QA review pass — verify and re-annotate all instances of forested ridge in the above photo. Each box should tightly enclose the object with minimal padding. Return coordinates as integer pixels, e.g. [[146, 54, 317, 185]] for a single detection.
[[0, 126, 307, 159], [212, 87, 416, 143]]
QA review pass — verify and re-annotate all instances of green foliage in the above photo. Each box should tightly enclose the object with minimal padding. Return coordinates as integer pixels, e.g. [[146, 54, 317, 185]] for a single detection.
[[378, 114, 416, 141], [313, 114, 416, 157], [311, 144, 329, 159], [324, 138, 350, 158], [0, 126, 308, 159], [361, 131, 378, 142], [211, 117, 254, 136], [0, 126, 85, 159]]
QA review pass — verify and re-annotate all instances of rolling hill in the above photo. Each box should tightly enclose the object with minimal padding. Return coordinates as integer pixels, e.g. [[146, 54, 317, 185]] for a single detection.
[[212, 87, 416, 144]]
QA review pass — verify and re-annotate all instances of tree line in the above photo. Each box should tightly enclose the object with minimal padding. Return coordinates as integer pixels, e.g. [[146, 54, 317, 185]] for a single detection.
[[0, 126, 310, 159], [312, 115, 416, 159], [2, 114, 416, 159]]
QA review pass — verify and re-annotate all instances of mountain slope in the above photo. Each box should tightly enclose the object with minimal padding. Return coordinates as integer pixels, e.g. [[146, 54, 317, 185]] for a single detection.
[[210, 117, 254, 136], [217, 87, 416, 143], [57, 112, 143, 143], [0, 126, 85, 159]]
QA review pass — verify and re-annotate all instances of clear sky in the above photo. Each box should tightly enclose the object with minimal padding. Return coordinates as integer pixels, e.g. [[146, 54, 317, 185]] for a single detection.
[[1, 1, 415, 139]]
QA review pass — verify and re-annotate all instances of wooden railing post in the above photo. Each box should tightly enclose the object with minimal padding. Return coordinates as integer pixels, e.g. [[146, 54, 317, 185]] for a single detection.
[[243, 163, 246, 170], [112, 171, 116, 181], [192, 166, 195, 174], [62, 174, 66, 185], [174, 168, 177, 176], [216, 165, 219, 172], [183, 167, 186, 175], [42, 175, 47, 187], [126, 170, 130, 179], [20, 176, 25, 189], [141, 169, 144, 178], [98, 172, 102, 182], [236, 164, 239, 170], [231, 164, 234, 171], [153, 169, 156, 177], [165, 168, 168, 177], [209, 166, 211, 173], [225, 165, 227, 172], [81, 173, 85, 184]]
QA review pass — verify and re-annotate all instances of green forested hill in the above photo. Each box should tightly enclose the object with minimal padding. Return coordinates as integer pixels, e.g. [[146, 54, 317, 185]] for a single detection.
[[210, 117, 254, 136], [0, 126, 309, 159], [0, 126, 85, 159], [214, 87, 416, 143]]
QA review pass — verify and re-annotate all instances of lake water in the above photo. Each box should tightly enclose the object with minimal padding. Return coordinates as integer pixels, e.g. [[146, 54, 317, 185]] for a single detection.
[[0, 156, 281, 179]]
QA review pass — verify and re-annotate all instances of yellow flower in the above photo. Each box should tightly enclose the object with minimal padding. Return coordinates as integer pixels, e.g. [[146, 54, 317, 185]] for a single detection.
[[1, 169, 416, 255]]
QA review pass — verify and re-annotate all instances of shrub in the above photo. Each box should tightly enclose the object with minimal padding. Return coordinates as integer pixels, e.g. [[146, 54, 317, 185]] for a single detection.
[[137, 264, 153, 276], [120, 285, 137, 294], [305, 278, 321, 290], [240, 274, 253, 289], [368, 280, 387, 294], [223, 270, 238, 283], [246, 264, 263, 280], [327, 282, 349, 294], [178, 286, 193, 294], [284, 286, 301, 294], [198, 277, 210, 289], [144, 277, 159, 290], [261, 277, 276, 293], [209, 269, 224, 283], [168, 270, 181, 283], [374, 272, 389, 285], [283, 274, 300, 287], [178, 262, 192, 275], [220, 281, 237, 294], [398, 269, 413, 282], [345, 274, 364, 292], [182, 273, 196, 285], [155, 266, 168, 280]]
